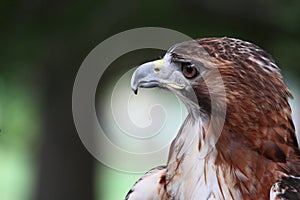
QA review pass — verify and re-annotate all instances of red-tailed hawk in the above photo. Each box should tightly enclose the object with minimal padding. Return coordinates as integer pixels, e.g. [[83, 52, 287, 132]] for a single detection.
[[126, 37, 300, 199]]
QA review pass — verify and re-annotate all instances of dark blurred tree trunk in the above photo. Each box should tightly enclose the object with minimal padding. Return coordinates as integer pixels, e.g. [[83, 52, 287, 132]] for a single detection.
[[34, 39, 95, 200]]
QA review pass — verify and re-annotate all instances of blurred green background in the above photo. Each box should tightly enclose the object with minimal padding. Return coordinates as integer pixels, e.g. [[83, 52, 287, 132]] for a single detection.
[[0, 0, 300, 200]]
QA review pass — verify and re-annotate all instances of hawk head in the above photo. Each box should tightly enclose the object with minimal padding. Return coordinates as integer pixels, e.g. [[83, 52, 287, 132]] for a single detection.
[[131, 40, 225, 118], [131, 38, 296, 145]]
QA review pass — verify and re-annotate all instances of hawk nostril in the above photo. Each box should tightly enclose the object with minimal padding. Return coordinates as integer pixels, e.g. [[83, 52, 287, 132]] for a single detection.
[[154, 66, 160, 73]]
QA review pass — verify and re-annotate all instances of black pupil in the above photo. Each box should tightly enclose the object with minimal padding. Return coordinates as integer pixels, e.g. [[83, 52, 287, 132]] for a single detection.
[[185, 65, 193, 73], [182, 63, 194, 73]]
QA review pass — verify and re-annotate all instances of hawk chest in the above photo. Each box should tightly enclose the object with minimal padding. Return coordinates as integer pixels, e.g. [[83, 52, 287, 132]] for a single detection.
[[165, 117, 241, 200], [166, 149, 240, 200]]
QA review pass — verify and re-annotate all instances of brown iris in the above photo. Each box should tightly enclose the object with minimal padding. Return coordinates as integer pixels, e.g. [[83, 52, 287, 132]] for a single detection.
[[182, 63, 198, 79]]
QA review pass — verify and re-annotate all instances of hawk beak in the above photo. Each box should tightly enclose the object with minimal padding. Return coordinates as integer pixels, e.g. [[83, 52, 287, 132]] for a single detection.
[[131, 59, 164, 94]]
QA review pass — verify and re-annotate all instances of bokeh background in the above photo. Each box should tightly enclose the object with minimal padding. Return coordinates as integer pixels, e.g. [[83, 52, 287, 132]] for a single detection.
[[1, 0, 300, 199]]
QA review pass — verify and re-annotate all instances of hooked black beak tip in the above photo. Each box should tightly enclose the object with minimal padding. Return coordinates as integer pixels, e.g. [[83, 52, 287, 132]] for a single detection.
[[133, 88, 138, 95]]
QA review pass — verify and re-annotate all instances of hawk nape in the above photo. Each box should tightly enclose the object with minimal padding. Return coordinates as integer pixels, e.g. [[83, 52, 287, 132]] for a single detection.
[[125, 37, 300, 200]]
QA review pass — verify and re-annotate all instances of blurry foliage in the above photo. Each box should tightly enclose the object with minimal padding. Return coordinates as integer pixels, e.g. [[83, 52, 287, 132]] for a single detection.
[[0, 81, 39, 200], [0, 0, 299, 199]]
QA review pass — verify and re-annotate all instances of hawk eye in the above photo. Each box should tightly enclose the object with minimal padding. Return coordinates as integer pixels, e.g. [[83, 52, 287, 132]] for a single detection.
[[182, 63, 198, 79]]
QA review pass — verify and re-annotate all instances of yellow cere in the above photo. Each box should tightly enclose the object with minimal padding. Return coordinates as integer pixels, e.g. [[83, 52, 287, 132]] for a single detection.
[[153, 59, 164, 72]]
